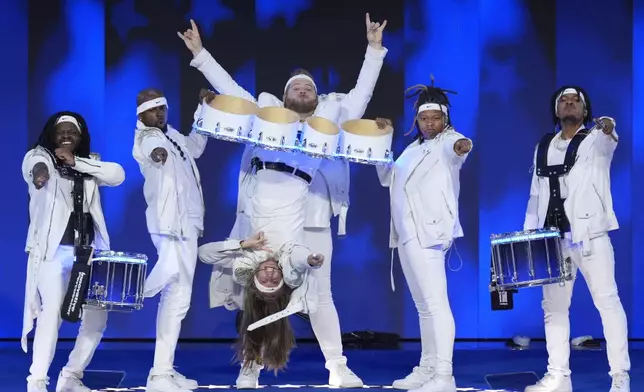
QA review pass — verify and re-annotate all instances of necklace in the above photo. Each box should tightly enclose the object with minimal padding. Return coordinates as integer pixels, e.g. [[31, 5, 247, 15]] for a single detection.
[[554, 133, 570, 151]]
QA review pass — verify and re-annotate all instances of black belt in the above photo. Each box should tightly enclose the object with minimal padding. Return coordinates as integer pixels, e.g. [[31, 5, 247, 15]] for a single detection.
[[251, 158, 312, 184]]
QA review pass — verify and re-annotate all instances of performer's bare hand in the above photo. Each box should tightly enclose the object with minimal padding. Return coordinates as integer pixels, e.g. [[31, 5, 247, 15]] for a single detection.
[[366, 13, 387, 50], [307, 253, 325, 268], [151, 147, 168, 164], [454, 138, 472, 156], [375, 117, 392, 130], [199, 88, 217, 104], [177, 19, 203, 56], [54, 148, 76, 166], [32, 163, 49, 190], [241, 232, 269, 251]]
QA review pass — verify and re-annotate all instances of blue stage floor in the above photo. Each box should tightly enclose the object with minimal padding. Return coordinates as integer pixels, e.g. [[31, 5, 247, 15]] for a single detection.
[[1, 341, 641, 391]]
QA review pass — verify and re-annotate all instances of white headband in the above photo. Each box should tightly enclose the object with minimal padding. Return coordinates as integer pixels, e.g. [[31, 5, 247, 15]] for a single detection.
[[253, 275, 284, 293], [284, 74, 317, 93], [555, 88, 586, 115], [418, 103, 448, 116], [136, 97, 168, 115], [56, 115, 81, 132]]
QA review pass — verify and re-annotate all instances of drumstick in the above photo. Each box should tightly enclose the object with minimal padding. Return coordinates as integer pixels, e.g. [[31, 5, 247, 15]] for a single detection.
[[594, 118, 618, 143]]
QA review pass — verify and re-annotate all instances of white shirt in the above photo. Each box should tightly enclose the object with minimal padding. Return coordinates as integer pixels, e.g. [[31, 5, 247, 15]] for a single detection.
[[175, 144, 204, 227]]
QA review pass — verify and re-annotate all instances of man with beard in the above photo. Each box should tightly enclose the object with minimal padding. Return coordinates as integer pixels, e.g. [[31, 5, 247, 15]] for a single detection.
[[21, 112, 125, 392], [178, 13, 387, 389], [132, 88, 213, 392], [522, 86, 629, 392]]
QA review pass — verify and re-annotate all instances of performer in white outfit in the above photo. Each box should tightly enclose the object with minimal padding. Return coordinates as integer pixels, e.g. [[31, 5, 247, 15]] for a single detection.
[[178, 14, 388, 388], [197, 100, 342, 376], [523, 86, 630, 392], [377, 82, 472, 392], [132, 88, 211, 392], [21, 112, 125, 392]]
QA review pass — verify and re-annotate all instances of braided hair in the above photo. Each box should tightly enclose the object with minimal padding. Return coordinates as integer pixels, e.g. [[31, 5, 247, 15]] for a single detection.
[[405, 75, 457, 143], [551, 85, 593, 127], [32, 111, 91, 158]]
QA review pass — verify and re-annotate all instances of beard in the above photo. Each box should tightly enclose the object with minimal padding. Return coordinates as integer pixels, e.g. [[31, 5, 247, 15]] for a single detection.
[[284, 97, 318, 114], [560, 114, 582, 124]]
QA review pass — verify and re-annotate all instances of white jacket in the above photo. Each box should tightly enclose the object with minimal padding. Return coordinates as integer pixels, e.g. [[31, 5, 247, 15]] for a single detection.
[[378, 129, 471, 249], [132, 111, 207, 238], [21, 147, 125, 352], [523, 119, 619, 245]]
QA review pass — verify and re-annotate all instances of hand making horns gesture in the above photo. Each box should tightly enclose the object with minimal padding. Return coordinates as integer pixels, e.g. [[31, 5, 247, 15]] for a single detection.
[[177, 19, 203, 56], [366, 13, 387, 49]]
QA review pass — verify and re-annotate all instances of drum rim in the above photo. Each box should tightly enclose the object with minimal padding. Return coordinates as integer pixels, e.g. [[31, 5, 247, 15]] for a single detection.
[[256, 106, 300, 124], [341, 119, 394, 137], [207, 94, 258, 115], [305, 116, 340, 135]]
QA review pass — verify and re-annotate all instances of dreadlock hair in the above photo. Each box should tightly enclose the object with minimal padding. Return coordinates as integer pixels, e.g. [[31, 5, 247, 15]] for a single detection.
[[550, 85, 593, 128], [32, 111, 91, 158], [235, 278, 295, 374], [404, 75, 457, 144]]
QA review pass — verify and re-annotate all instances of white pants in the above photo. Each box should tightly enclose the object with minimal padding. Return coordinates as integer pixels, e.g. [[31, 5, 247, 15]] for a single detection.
[[150, 228, 199, 376], [29, 246, 108, 382], [304, 227, 344, 363], [398, 237, 454, 376], [542, 235, 630, 376]]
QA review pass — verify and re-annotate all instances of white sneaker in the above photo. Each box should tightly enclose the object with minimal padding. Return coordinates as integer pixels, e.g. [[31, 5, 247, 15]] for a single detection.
[[170, 369, 198, 390], [236, 362, 263, 389], [524, 373, 573, 392], [392, 366, 434, 389], [326, 361, 363, 388], [55, 372, 90, 392], [146, 374, 192, 392], [27, 379, 49, 392], [610, 372, 630, 392], [409, 375, 456, 392]]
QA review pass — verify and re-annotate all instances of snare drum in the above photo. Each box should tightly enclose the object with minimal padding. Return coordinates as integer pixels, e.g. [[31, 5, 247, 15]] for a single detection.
[[489, 228, 572, 291], [251, 106, 300, 151], [299, 116, 340, 159], [85, 250, 148, 311], [339, 119, 394, 165], [195, 94, 258, 144]]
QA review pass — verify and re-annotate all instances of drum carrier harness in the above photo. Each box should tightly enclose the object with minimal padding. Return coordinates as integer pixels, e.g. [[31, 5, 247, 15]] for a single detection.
[[51, 152, 96, 323], [535, 129, 588, 235]]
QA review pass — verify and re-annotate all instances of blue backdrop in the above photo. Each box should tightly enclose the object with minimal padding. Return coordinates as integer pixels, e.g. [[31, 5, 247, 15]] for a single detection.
[[2, 0, 642, 341]]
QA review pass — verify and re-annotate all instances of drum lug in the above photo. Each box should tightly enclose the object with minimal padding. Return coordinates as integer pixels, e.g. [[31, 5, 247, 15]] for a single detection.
[[322, 142, 328, 154], [301, 138, 307, 148], [258, 132, 263, 142], [92, 282, 105, 298], [385, 150, 390, 158], [237, 127, 242, 137], [336, 144, 341, 154], [346, 145, 351, 155], [367, 147, 372, 158], [280, 136, 285, 146], [247, 130, 252, 139], [215, 122, 220, 133]]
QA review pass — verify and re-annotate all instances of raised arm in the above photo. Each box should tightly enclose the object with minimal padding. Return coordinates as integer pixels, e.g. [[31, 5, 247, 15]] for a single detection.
[[338, 14, 388, 121], [179, 20, 256, 102], [74, 157, 125, 187], [523, 145, 540, 231]]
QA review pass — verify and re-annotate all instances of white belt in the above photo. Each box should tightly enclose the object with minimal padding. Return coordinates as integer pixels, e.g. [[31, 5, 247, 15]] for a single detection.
[[247, 301, 305, 331]]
